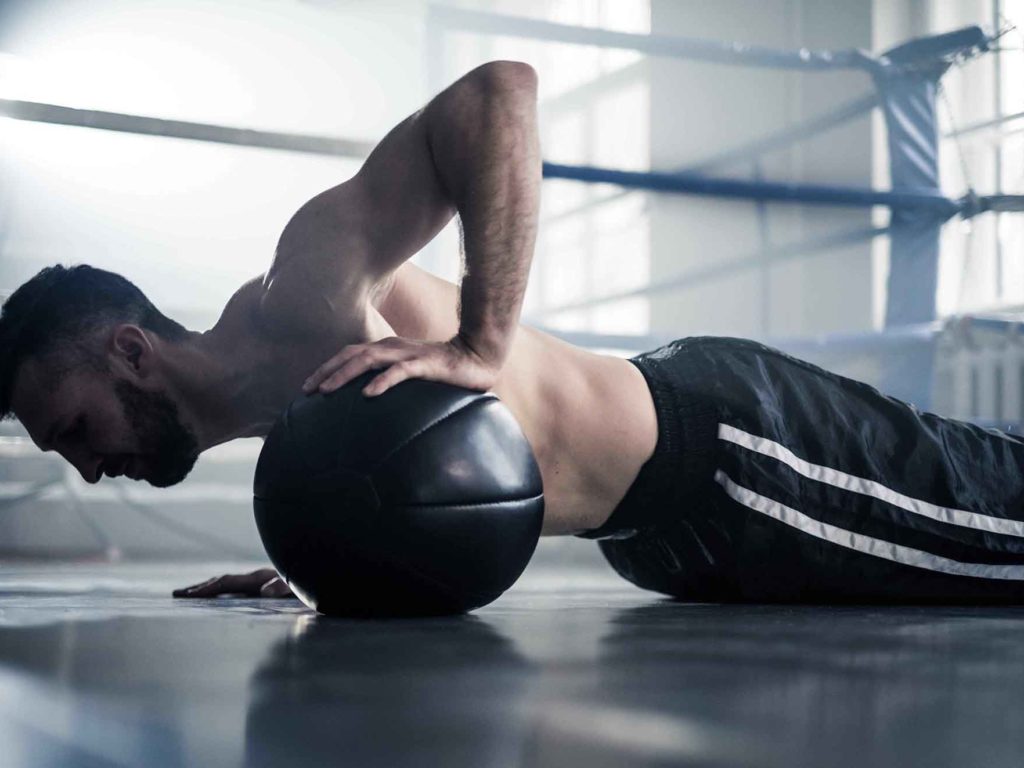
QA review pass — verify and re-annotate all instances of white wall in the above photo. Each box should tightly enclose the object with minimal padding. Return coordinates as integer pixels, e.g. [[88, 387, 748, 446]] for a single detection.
[[648, 0, 875, 339]]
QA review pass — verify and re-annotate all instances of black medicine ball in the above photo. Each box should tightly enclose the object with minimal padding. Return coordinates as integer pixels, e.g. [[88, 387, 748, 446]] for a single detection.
[[253, 372, 544, 617]]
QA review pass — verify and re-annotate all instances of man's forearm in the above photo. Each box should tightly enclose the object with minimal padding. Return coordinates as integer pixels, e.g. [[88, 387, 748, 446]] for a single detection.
[[425, 61, 542, 365]]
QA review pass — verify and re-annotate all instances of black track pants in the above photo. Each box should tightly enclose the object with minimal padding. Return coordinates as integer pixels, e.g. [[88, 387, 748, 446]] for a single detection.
[[577, 337, 1024, 604]]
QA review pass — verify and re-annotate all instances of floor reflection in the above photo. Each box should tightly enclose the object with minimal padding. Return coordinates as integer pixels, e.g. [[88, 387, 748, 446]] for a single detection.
[[526, 603, 1024, 767], [0, 566, 1023, 767], [243, 613, 535, 768]]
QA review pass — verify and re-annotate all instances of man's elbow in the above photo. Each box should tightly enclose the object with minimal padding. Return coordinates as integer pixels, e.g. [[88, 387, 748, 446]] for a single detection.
[[427, 61, 538, 149], [467, 60, 538, 97]]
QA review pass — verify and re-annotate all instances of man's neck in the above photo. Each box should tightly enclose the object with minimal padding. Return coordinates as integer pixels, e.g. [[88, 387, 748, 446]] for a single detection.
[[167, 274, 399, 453], [163, 327, 286, 452]]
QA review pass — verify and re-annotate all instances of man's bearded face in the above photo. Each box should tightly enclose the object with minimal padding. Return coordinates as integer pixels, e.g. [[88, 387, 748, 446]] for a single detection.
[[113, 379, 199, 487], [12, 358, 200, 488]]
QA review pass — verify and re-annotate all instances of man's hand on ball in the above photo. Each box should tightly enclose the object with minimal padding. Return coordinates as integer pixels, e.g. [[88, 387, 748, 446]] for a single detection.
[[302, 335, 501, 397]]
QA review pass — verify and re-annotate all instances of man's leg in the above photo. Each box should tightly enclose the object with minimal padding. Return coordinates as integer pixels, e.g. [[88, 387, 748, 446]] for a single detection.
[[599, 336, 1024, 604]]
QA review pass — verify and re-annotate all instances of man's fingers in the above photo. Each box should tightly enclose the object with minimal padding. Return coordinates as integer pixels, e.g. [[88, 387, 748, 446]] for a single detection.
[[364, 360, 422, 397], [319, 347, 413, 393], [302, 346, 365, 393], [173, 575, 228, 598], [246, 568, 280, 581], [318, 356, 380, 393], [302, 339, 485, 398], [302, 338, 406, 393], [173, 573, 250, 598], [259, 577, 296, 598]]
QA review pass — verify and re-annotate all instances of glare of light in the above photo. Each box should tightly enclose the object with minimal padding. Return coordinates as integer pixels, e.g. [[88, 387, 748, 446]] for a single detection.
[[289, 614, 317, 640], [0, 52, 37, 101], [0, 42, 237, 211], [0, 6, 237, 118]]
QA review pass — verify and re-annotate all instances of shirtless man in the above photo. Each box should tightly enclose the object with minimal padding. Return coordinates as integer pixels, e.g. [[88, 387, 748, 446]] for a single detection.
[[2, 61, 657, 598], [6, 62, 1024, 605]]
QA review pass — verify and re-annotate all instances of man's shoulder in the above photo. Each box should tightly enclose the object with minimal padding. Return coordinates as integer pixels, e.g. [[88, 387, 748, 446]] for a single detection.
[[255, 253, 361, 339], [212, 276, 273, 337], [211, 274, 321, 343], [257, 188, 377, 336]]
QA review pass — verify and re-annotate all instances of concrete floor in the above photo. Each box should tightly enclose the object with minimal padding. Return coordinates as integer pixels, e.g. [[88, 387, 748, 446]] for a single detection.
[[0, 562, 1023, 767]]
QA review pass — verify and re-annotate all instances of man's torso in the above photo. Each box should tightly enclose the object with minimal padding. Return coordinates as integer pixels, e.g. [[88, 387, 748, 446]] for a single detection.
[[219, 260, 658, 535]]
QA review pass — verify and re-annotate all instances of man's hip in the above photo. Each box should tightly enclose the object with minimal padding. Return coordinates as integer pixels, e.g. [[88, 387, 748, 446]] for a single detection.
[[582, 336, 1024, 603]]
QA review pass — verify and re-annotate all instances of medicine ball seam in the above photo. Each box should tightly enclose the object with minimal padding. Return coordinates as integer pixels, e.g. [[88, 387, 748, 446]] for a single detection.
[[397, 492, 544, 509], [372, 393, 497, 469]]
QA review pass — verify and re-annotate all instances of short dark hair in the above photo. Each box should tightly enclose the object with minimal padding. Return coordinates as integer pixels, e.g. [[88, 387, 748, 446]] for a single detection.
[[0, 265, 190, 420]]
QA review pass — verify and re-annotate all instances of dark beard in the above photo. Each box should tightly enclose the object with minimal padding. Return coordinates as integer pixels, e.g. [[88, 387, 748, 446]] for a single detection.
[[114, 379, 200, 488]]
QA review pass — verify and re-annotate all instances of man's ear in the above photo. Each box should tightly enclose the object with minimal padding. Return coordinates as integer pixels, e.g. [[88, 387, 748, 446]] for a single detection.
[[108, 324, 155, 378]]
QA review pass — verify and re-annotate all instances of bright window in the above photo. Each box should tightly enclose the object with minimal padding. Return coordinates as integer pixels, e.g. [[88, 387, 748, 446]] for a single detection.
[[426, 0, 652, 336], [934, 0, 1024, 316]]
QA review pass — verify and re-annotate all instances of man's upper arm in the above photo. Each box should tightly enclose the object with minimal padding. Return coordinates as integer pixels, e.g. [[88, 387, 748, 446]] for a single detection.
[[343, 60, 536, 281], [258, 108, 456, 332], [268, 105, 456, 290], [264, 61, 532, 322], [348, 109, 458, 274]]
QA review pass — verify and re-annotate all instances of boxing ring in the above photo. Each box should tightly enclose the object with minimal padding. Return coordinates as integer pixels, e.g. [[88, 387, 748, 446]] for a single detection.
[[2, 8, 1024, 560], [424, 8, 1024, 421]]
